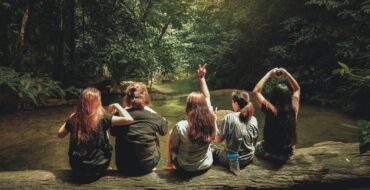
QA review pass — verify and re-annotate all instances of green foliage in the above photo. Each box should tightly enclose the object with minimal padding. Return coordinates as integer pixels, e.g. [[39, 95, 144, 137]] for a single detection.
[[305, 0, 348, 10], [358, 120, 370, 153], [1, 0, 369, 115], [362, 0, 370, 13], [333, 62, 370, 85], [264, 0, 370, 111], [332, 62, 351, 76], [0, 67, 80, 106]]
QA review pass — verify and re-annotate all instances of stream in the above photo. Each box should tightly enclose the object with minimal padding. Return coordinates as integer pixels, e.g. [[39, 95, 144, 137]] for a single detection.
[[0, 79, 359, 171]]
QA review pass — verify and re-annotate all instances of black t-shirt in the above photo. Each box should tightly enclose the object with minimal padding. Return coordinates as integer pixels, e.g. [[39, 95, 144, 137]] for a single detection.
[[110, 108, 168, 174], [65, 113, 113, 166]]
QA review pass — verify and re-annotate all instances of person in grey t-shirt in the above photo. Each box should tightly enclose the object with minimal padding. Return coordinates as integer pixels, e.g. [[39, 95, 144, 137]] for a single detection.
[[164, 64, 217, 176], [213, 90, 258, 168]]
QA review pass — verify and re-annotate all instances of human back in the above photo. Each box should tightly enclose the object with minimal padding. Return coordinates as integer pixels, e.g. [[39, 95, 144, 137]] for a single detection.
[[253, 68, 300, 163], [172, 119, 214, 171], [170, 92, 216, 172], [213, 90, 258, 168], [166, 64, 217, 175], [220, 112, 258, 161], [262, 83, 298, 154], [110, 82, 168, 175], [58, 87, 134, 179]]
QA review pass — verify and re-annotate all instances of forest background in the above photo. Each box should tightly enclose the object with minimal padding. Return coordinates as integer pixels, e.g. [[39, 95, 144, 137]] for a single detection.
[[0, 0, 369, 118]]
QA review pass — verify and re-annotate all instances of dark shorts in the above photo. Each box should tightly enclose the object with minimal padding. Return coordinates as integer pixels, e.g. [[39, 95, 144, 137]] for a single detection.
[[117, 155, 160, 176], [255, 141, 293, 164]]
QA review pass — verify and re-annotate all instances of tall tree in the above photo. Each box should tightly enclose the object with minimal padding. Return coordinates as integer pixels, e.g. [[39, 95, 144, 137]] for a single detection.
[[16, 0, 29, 70]]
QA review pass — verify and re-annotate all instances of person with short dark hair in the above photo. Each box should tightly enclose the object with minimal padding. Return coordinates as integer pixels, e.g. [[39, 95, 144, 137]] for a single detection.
[[213, 90, 258, 169], [110, 82, 168, 176], [58, 87, 133, 179], [253, 68, 300, 163]]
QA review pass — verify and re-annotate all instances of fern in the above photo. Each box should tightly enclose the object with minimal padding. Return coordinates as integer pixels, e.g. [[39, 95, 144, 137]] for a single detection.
[[305, 0, 349, 10], [0, 67, 80, 106]]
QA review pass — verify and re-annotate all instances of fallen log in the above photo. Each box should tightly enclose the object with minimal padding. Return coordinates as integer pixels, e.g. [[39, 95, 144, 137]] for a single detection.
[[0, 141, 369, 189]]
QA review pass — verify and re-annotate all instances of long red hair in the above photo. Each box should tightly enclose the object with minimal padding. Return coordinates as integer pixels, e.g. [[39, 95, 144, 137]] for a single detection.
[[70, 87, 104, 144], [186, 92, 216, 145]]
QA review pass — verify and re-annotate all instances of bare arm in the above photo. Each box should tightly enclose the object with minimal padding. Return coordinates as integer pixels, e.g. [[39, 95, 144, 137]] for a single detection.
[[198, 64, 212, 109], [215, 133, 223, 143], [58, 113, 75, 138], [253, 69, 277, 109], [280, 68, 300, 99], [57, 123, 68, 138], [111, 115, 134, 126], [109, 103, 134, 126], [213, 112, 223, 143], [108, 103, 133, 119], [164, 129, 177, 170]]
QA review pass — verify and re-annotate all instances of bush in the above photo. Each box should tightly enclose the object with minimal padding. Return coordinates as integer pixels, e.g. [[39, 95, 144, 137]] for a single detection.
[[0, 67, 80, 107]]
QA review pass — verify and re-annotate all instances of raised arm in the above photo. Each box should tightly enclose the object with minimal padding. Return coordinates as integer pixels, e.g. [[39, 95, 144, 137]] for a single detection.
[[279, 68, 300, 99], [252, 68, 277, 108], [198, 64, 212, 109]]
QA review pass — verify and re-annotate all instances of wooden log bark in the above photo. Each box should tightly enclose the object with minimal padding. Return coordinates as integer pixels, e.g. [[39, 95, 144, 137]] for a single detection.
[[0, 141, 369, 189]]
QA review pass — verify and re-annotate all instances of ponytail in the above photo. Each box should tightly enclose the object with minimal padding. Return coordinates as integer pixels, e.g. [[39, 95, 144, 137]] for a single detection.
[[239, 102, 254, 123], [232, 90, 254, 123]]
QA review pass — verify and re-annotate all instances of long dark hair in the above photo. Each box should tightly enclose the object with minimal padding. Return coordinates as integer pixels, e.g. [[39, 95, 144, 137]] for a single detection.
[[269, 83, 297, 146], [70, 87, 104, 144], [232, 90, 254, 123], [186, 92, 216, 146]]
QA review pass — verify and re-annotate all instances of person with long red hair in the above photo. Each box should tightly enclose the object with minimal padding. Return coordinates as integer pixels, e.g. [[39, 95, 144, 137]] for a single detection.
[[165, 64, 217, 176], [58, 87, 133, 178]]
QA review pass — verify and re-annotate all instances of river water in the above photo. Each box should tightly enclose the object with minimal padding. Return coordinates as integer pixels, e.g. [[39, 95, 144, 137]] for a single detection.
[[0, 79, 359, 171]]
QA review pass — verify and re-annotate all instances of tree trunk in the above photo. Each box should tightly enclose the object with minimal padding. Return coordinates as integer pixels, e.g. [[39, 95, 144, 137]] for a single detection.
[[16, 0, 29, 70], [0, 142, 369, 189], [81, 0, 85, 48], [54, 0, 66, 81], [149, 72, 154, 92], [0, 1, 15, 67], [157, 20, 170, 43], [68, 0, 76, 66]]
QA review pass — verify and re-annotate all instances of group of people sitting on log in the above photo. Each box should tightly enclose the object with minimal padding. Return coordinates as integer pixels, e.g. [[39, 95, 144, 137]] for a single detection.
[[58, 65, 300, 179]]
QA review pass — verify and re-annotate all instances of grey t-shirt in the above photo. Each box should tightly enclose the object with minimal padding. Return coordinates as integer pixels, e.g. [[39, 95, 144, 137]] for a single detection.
[[170, 120, 213, 171], [219, 112, 258, 161]]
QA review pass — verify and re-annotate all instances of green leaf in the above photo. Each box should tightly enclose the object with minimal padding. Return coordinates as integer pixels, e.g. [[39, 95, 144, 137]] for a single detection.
[[337, 61, 350, 74], [331, 68, 342, 75]]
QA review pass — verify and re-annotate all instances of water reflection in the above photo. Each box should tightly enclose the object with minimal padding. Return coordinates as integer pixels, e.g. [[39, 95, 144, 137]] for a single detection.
[[0, 79, 359, 171]]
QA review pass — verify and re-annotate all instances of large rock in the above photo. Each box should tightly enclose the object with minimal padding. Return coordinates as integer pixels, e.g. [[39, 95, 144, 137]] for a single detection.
[[0, 142, 369, 189]]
